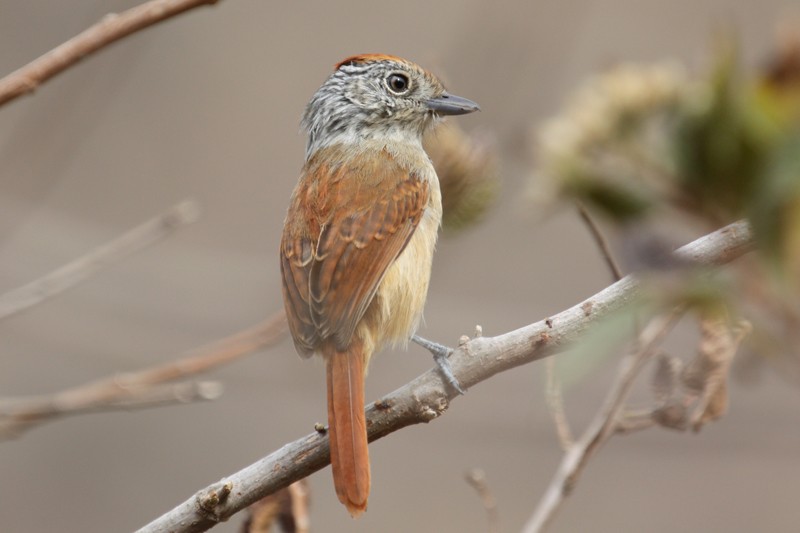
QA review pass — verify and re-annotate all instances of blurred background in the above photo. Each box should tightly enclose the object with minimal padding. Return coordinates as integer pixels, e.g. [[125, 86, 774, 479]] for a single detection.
[[2, 1, 799, 532]]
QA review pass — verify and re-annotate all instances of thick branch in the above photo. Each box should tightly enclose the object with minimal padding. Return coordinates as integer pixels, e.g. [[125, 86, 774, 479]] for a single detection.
[[0, 312, 287, 439], [136, 221, 753, 533], [0, 0, 221, 107]]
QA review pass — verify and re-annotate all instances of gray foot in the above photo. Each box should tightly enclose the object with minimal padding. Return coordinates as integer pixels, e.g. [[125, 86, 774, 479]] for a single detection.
[[411, 335, 466, 394]]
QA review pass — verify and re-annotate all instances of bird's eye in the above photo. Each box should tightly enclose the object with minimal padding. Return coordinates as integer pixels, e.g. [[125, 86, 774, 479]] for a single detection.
[[385, 73, 411, 95]]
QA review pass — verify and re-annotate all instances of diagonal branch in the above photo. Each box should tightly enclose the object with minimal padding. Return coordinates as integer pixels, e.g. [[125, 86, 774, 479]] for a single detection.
[[521, 311, 682, 533], [465, 468, 500, 533], [575, 203, 624, 283], [542, 204, 624, 451], [0, 199, 199, 321], [544, 357, 574, 450], [0, 0, 223, 107], [136, 220, 753, 533], [0, 312, 287, 440]]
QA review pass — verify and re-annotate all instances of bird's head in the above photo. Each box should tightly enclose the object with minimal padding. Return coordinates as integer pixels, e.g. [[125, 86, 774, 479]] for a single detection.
[[302, 54, 479, 157]]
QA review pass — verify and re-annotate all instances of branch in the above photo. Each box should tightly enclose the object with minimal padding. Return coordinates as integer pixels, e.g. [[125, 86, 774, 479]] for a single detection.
[[0, 312, 287, 439], [464, 468, 499, 533], [0, 0, 222, 107], [541, 204, 624, 450], [521, 311, 682, 533], [576, 203, 624, 282], [240, 480, 310, 533], [63, 380, 223, 412], [544, 357, 574, 450], [0, 199, 199, 321], [136, 220, 754, 533], [287, 480, 311, 533]]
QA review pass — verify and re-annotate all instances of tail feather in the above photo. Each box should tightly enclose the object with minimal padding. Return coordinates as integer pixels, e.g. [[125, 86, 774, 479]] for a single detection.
[[325, 341, 370, 517]]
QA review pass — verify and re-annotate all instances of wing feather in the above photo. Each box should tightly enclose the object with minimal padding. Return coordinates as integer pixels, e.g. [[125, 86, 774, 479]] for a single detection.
[[280, 147, 429, 356]]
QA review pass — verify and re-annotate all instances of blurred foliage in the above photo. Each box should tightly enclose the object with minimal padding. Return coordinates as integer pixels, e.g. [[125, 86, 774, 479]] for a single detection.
[[673, 46, 769, 222], [534, 61, 688, 222], [533, 35, 800, 280], [535, 33, 800, 390], [425, 122, 500, 233], [553, 300, 644, 388], [555, 270, 735, 388]]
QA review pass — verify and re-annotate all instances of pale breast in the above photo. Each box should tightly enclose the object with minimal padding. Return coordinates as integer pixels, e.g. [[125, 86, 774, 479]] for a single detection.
[[366, 163, 442, 350]]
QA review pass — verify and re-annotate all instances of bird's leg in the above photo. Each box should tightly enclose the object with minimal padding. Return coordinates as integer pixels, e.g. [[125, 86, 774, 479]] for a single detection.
[[411, 335, 466, 395]]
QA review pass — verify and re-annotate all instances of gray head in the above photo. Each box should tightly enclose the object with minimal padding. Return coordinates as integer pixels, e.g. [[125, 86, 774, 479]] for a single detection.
[[302, 54, 479, 158]]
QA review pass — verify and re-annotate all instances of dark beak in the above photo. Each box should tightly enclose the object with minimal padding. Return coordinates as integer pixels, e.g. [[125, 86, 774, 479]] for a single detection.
[[426, 92, 481, 116]]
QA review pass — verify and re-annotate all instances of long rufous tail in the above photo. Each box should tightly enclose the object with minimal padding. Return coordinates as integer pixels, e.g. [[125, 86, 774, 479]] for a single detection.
[[325, 341, 370, 517]]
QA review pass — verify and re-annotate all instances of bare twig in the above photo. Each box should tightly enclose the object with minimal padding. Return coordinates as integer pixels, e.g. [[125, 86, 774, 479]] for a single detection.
[[522, 311, 682, 533], [0, 0, 222, 107], [576, 203, 624, 282], [136, 221, 753, 533], [240, 480, 309, 533], [287, 481, 311, 533], [544, 358, 574, 450], [72, 380, 224, 411], [683, 317, 752, 431], [465, 468, 499, 533], [542, 204, 622, 451], [0, 312, 287, 439], [0, 199, 199, 320], [614, 409, 658, 434]]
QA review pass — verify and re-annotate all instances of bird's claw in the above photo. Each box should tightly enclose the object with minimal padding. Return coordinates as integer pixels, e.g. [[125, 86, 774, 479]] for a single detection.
[[411, 335, 467, 395]]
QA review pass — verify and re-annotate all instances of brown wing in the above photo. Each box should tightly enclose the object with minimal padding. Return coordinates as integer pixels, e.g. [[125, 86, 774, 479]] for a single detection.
[[280, 147, 429, 357]]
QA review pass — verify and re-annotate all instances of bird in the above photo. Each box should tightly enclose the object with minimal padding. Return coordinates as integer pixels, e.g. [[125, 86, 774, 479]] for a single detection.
[[280, 54, 479, 517]]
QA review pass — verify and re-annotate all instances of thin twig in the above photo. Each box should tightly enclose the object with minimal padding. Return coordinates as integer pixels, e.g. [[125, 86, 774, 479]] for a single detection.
[[0, 0, 222, 107], [287, 480, 311, 533], [521, 311, 682, 533], [576, 203, 624, 282], [542, 204, 623, 450], [614, 410, 658, 434], [544, 358, 574, 450], [465, 468, 499, 533], [69, 380, 223, 412], [0, 199, 199, 321], [135, 221, 753, 533], [240, 480, 310, 533], [0, 312, 287, 439]]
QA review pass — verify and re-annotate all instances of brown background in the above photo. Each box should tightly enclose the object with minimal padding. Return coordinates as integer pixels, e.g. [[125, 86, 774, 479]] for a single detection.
[[2, 1, 799, 532]]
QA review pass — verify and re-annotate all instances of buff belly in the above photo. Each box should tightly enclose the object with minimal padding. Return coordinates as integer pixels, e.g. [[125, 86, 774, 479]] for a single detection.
[[356, 199, 441, 365]]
